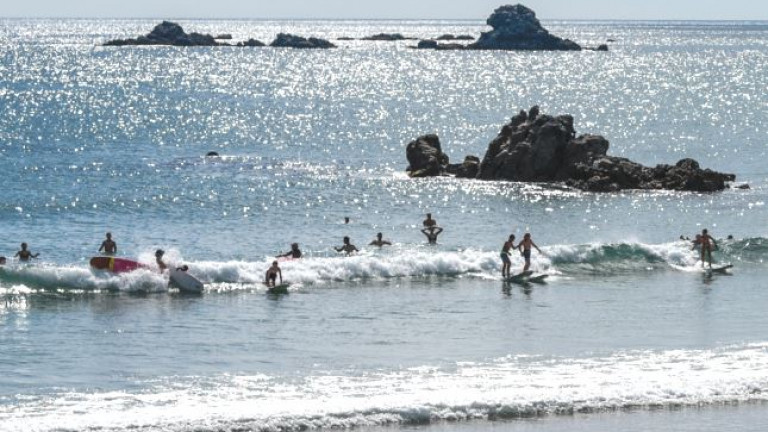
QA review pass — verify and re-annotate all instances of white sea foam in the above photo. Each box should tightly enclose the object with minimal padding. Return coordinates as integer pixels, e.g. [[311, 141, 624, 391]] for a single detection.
[[2, 343, 767, 432]]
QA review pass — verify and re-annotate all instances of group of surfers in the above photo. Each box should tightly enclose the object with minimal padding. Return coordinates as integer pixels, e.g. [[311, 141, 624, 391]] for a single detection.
[[0, 221, 722, 287]]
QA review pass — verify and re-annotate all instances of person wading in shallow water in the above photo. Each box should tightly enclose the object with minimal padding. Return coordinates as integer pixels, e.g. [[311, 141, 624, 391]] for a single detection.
[[15, 243, 40, 262], [335, 236, 359, 255], [369, 233, 392, 247]]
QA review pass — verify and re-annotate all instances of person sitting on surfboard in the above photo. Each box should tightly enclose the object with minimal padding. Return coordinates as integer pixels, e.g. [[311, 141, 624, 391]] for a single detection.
[[692, 229, 718, 268], [265, 261, 283, 287], [369, 233, 392, 247], [335, 236, 359, 255], [517, 233, 541, 273], [277, 243, 302, 259], [99, 232, 117, 255], [421, 226, 443, 245], [501, 234, 516, 278], [15, 243, 40, 262], [155, 249, 167, 273]]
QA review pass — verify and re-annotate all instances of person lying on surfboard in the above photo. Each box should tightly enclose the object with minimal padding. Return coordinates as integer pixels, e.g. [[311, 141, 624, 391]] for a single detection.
[[99, 232, 117, 255], [692, 229, 718, 268], [265, 261, 283, 287], [369, 233, 392, 247], [335, 236, 359, 255], [277, 243, 302, 259], [15, 243, 40, 262], [155, 249, 168, 273], [517, 233, 541, 273]]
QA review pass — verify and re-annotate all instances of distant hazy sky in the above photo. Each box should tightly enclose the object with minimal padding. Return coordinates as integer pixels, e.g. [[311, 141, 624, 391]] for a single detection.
[[2, 0, 767, 20]]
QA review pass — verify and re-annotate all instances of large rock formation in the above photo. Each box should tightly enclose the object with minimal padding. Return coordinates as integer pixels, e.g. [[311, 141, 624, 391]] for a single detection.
[[104, 21, 222, 47], [469, 4, 581, 51], [362, 33, 416, 41], [405, 107, 736, 193], [270, 33, 336, 49]]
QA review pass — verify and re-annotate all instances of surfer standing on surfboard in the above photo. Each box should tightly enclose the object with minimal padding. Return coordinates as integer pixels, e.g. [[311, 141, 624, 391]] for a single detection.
[[501, 234, 516, 278], [99, 232, 117, 255], [517, 233, 542, 273], [692, 228, 718, 268], [15, 243, 40, 262], [265, 261, 283, 287]]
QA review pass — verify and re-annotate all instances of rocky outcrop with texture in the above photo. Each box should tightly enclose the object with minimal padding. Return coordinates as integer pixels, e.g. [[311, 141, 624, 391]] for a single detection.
[[469, 4, 581, 51], [104, 21, 222, 47], [362, 33, 415, 41], [405, 107, 736, 192], [270, 33, 336, 49]]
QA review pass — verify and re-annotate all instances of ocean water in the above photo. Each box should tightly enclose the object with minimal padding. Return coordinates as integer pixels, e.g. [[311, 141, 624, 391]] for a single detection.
[[1, 18, 768, 432]]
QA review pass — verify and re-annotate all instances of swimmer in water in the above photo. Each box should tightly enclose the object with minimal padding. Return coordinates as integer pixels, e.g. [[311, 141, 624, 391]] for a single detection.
[[14, 243, 40, 262], [277, 243, 302, 259], [369, 233, 392, 247], [335, 236, 359, 255]]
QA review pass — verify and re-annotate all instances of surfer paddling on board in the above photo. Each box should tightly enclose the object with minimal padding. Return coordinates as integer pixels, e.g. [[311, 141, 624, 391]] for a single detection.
[[500, 234, 516, 278], [155, 249, 168, 273], [15, 243, 40, 262], [277, 243, 302, 259], [692, 228, 718, 268], [335, 236, 359, 255], [517, 233, 542, 273], [265, 261, 283, 287], [99, 232, 117, 255], [369, 233, 392, 247]]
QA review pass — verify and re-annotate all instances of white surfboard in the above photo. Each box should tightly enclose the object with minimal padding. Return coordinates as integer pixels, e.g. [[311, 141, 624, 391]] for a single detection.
[[705, 264, 733, 275], [169, 269, 204, 293]]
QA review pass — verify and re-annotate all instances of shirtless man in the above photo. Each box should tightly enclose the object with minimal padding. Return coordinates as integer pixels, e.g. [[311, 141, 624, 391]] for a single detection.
[[369, 233, 392, 247], [421, 226, 443, 245], [423, 213, 437, 229], [693, 228, 718, 268], [500, 234, 516, 278], [517, 233, 541, 273], [335, 236, 359, 255], [265, 261, 283, 287], [277, 243, 302, 259], [15, 243, 40, 262], [155, 249, 167, 273], [99, 232, 117, 255]]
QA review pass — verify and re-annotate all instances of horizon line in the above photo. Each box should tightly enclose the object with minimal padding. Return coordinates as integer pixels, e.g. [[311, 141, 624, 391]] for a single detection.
[[2, 16, 768, 22]]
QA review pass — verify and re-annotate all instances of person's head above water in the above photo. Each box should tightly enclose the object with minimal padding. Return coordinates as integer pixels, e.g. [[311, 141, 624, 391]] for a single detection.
[[291, 243, 299, 249], [343, 236, 350, 244], [155, 249, 164, 257], [702, 228, 708, 235], [377, 232, 383, 239], [106, 232, 112, 239], [509, 234, 515, 241], [20, 242, 28, 250]]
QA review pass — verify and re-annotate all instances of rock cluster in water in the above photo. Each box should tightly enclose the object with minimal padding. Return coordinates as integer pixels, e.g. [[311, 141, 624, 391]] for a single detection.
[[405, 107, 736, 193], [417, 4, 584, 51], [103, 22, 335, 49]]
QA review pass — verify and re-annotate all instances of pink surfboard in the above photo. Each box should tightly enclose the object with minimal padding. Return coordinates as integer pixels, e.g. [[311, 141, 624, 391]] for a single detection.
[[90, 256, 146, 273]]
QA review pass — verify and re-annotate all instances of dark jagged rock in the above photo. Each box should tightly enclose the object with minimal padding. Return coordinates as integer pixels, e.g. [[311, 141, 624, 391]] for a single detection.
[[469, 4, 581, 51], [406, 134, 450, 178], [237, 38, 265, 47], [215, 34, 233, 40], [417, 40, 440, 49], [415, 40, 467, 50], [270, 33, 336, 49], [595, 44, 609, 51], [104, 21, 223, 47], [404, 106, 736, 192], [362, 33, 415, 41], [337, 37, 355, 41]]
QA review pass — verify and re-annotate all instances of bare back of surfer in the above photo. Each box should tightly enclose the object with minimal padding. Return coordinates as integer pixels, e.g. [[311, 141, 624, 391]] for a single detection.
[[99, 232, 117, 255], [517, 233, 541, 273], [693, 228, 717, 268], [265, 261, 283, 287]]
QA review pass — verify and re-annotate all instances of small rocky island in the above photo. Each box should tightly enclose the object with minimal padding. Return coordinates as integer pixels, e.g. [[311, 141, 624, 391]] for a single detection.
[[104, 21, 335, 49], [417, 4, 584, 51], [405, 107, 736, 193]]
